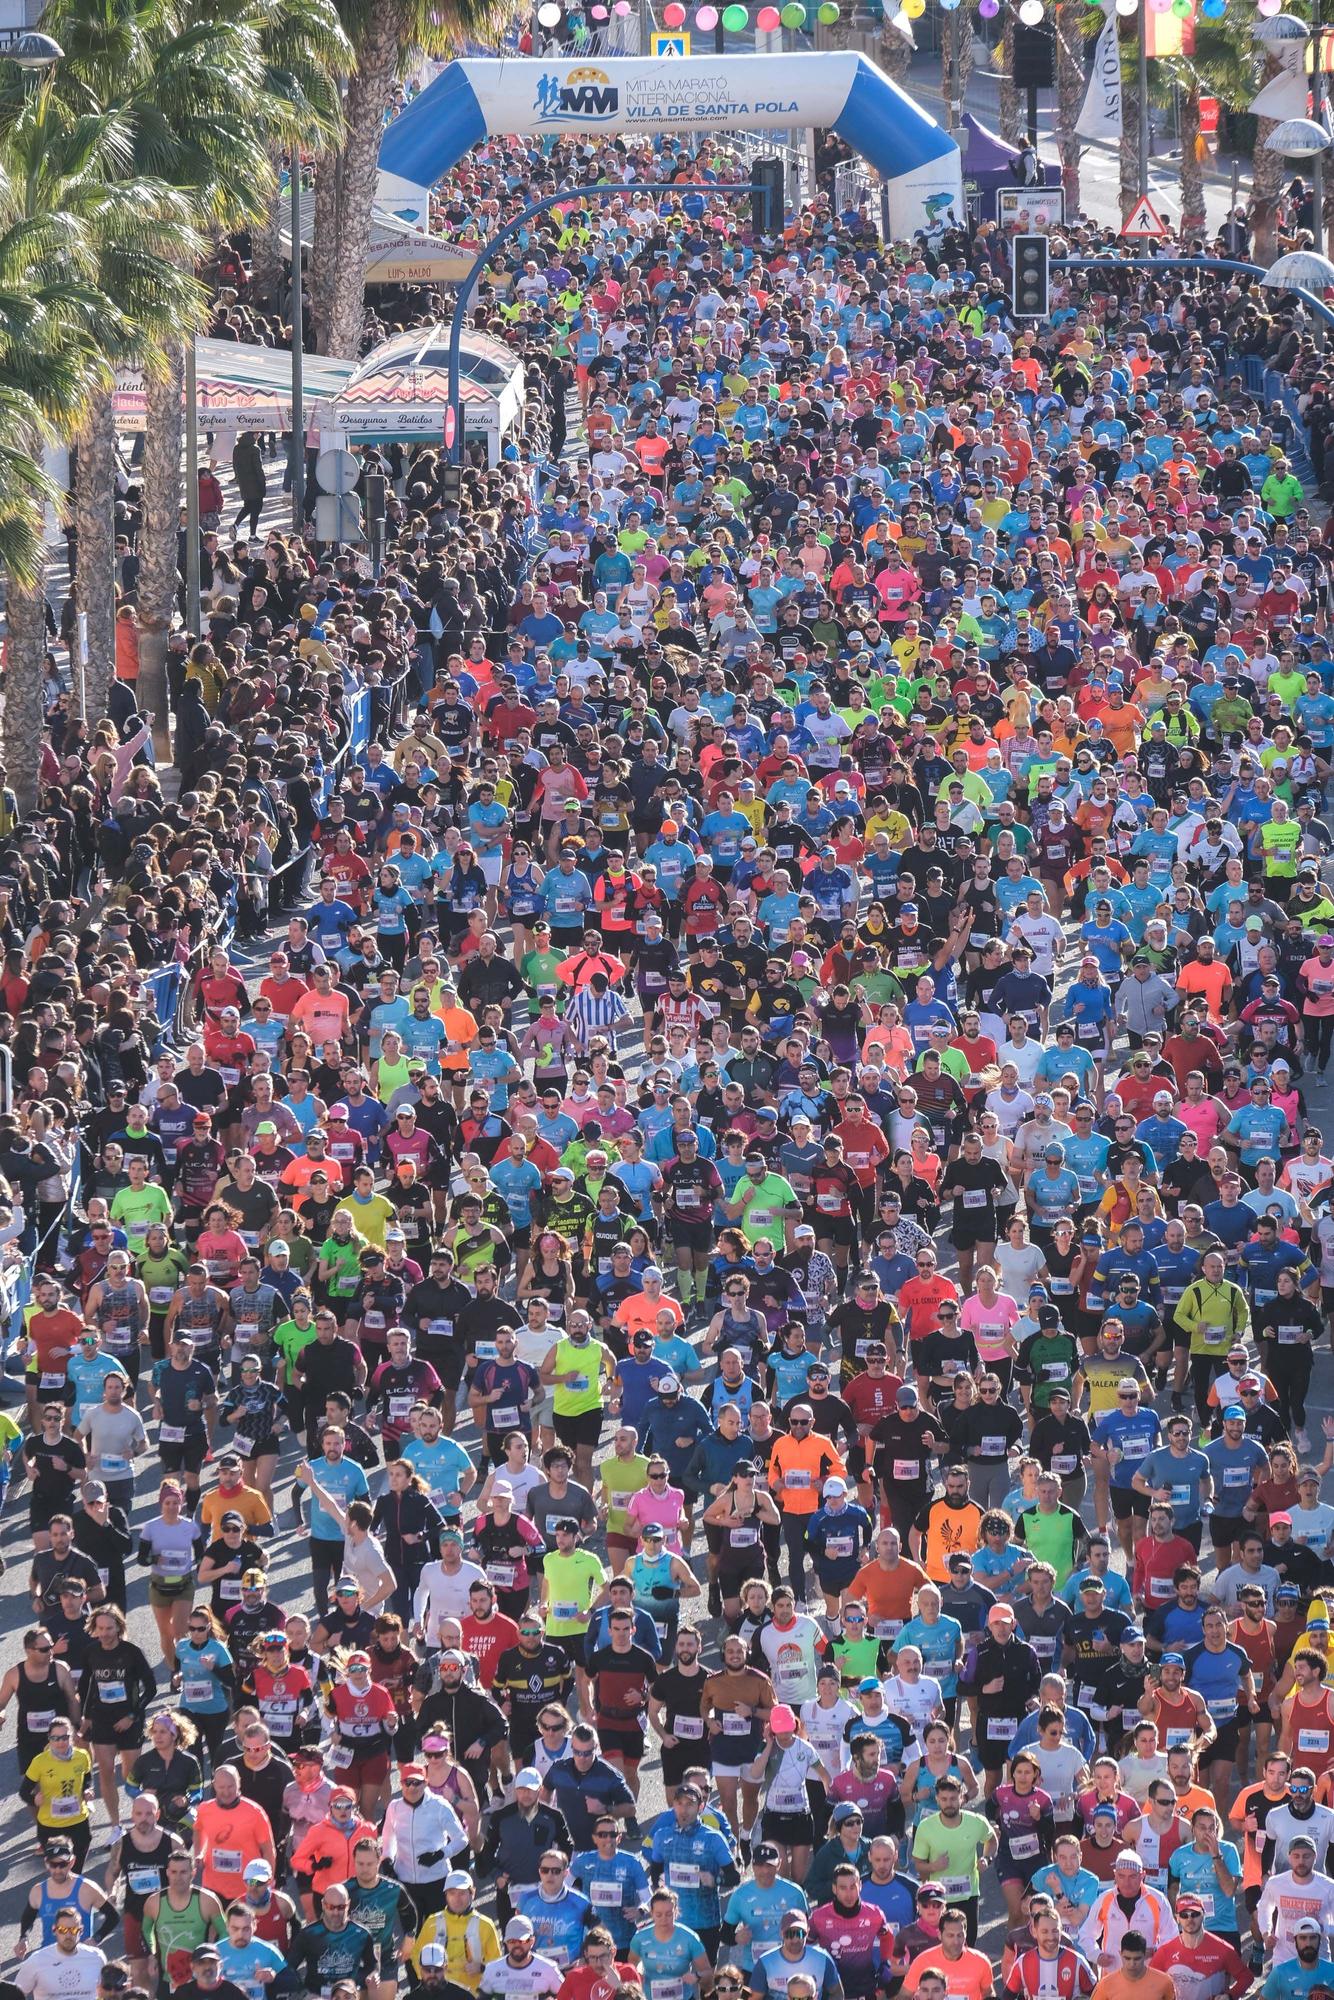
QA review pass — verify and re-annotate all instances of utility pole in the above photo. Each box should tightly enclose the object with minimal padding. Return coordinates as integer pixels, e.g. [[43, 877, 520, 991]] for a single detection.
[[290, 157, 305, 536]]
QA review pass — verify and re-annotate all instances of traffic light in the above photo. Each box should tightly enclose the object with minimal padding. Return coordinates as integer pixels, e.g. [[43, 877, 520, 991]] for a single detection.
[[751, 157, 785, 238], [441, 463, 464, 506], [1012, 233, 1049, 319]]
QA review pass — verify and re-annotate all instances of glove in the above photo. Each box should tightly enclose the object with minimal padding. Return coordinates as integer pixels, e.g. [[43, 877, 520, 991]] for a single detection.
[[419, 1850, 444, 1869]]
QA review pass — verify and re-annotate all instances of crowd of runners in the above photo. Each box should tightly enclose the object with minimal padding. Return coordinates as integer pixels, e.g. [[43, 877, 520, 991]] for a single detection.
[[10, 116, 1334, 2000]]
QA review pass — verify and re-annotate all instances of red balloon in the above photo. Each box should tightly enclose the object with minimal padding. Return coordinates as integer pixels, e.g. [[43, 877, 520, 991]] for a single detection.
[[757, 5, 782, 24], [662, 3, 687, 20]]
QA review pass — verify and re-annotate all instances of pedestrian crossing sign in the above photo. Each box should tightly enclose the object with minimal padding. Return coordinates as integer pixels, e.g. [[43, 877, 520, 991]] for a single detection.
[[1122, 194, 1169, 238], [651, 30, 691, 51]]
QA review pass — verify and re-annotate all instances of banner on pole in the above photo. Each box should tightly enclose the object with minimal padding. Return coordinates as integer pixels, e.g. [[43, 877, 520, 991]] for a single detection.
[[1076, 2, 1123, 144]]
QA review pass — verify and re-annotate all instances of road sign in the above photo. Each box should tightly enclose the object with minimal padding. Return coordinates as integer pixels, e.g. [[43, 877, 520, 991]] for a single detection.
[[444, 403, 456, 451], [651, 30, 691, 52], [314, 446, 358, 494], [1122, 193, 1168, 238]]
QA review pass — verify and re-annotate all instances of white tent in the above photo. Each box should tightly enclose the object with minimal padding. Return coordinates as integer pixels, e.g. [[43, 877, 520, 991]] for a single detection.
[[113, 338, 353, 434], [280, 190, 474, 287], [321, 323, 527, 464]]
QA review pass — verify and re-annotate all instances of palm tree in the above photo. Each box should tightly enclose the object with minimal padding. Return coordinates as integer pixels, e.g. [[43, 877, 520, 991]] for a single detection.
[[35, 0, 349, 738], [1055, 0, 1085, 214], [309, 0, 521, 360], [1145, 22, 1253, 236], [876, 8, 914, 90], [0, 82, 195, 803], [999, 1, 1020, 144]]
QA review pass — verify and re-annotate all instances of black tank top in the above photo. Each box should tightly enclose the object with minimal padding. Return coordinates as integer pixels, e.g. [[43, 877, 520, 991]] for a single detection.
[[17, 1664, 71, 1756]]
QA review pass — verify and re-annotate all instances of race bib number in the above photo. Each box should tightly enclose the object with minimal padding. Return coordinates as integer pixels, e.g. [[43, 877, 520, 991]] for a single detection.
[[591, 1881, 623, 1907], [668, 1864, 700, 1890], [159, 1423, 186, 1444], [211, 1848, 243, 1874], [674, 1717, 705, 1739]]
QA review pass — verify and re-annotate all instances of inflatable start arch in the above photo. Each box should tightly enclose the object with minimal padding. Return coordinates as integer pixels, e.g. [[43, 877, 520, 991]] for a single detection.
[[378, 52, 963, 242]]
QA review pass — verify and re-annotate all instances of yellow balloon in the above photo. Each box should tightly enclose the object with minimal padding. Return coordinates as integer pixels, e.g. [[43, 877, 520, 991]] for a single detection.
[[903, 2, 924, 17]]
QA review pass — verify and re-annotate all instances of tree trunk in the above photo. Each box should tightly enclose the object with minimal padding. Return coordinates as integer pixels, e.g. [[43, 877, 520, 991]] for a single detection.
[[1000, 6, 1020, 146], [1179, 89, 1205, 233], [955, 6, 974, 110], [879, 15, 914, 86], [1119, 73, 1139, 223], [1055, 0, 1084, 217], [137, 341, 185, 759], [73, 388, 117, 720], [309, 147, 342, 355], [3, 565, 50, 815], [323, 1, 406, 359]]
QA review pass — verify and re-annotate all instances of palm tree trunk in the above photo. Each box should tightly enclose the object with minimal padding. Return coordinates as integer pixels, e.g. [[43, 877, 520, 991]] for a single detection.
[[1000, 6, 1020, 145], [956, 7, 975, 109], [1055, 0, 1084, 216], [1179, 88, 1205, 233], [137, 342, 184, 758], [309, 148, 342, 355], [1119, 55, 1139, 223], [323, 2, 405, 359], [73, 389, 117, 720], [3, 566, 50, 815], [879, 15, 914, 86]]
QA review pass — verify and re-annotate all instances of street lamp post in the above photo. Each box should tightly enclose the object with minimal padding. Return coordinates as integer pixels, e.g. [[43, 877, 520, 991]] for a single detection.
[[445, 181, 765, 465]]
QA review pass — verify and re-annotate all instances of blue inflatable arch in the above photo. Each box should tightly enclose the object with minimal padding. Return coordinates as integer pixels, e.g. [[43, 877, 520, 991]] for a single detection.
[[378, 52, 963, 241]]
